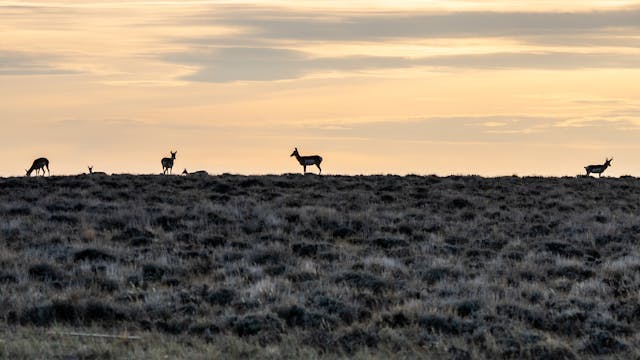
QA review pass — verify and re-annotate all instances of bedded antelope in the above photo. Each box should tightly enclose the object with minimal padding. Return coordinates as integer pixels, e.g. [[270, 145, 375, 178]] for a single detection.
[[290, 147, 323, 174], [182, 169, 208, 176], [88, 166, 107, 175], [26, 157, 50, 177], [585, 158, 612, 177], [161, 151, 177, 175]]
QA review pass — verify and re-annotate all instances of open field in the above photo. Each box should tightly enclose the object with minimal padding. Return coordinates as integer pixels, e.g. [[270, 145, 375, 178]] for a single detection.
[[1, 174, 640, 359]]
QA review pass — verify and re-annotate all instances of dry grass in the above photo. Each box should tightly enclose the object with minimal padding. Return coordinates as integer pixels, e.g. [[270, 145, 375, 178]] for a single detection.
[[1, 174, 640, 358]]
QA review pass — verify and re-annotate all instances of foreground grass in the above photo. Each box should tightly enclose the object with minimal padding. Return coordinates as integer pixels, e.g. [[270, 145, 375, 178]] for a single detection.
[[1, 174, 640, 358], [0, 325, 433, 359]]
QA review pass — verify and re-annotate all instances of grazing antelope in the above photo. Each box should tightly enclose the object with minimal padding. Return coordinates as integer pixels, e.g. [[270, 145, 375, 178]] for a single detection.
[[26, 157, 50, 177], [88, 166, 107, 175], [585, 158, 613, 177], [290, 147, 323, 174], [161, 151, 177, 175], [182, 169, 208, 176]]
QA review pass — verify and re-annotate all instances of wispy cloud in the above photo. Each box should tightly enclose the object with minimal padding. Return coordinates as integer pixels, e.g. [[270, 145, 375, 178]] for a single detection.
[[159, 5, 640, 82], [164, 47, 424, 82], [164, 47, 640, 82], [415, 52, 640, 70], [188, 6, 640, 41], [0, 50, 77, 75]]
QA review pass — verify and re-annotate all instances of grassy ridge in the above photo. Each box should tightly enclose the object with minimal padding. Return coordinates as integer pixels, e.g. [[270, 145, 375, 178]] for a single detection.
[[1, 174, 639, 358]]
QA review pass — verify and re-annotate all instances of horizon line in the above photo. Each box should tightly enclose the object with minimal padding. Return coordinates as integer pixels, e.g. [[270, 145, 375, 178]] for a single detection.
[[3, 172, 634, 179]]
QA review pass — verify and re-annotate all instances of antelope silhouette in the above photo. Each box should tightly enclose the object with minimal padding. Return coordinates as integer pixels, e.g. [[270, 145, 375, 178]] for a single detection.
[[182, 169, 208, 176], [585, 158, 613, 177], [88, 166, 107, 175], [26, 158, 50, 177], [161, 151, 177, 175], [290, 147, 323, 174]]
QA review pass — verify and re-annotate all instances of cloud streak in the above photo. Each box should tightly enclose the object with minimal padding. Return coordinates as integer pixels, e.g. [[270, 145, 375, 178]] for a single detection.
[[165, 47, 640, 82], [159, 5, 640, 82], [191, 6, 640, 41], [0, 51, 76, 75], [165, 47, 423, 82]]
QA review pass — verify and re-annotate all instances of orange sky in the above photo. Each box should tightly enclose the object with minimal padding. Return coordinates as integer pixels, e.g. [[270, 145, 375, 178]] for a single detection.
[[2, 1, 640, 176]]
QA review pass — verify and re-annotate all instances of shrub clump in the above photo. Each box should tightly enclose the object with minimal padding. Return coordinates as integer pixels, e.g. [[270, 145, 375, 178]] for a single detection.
[[417, 314, 476, 335], [449, 198, 472, 209], [73, 248, 116, 262], [420, 267, 461, 285], [28, 264, 65, 282], [207, 288, 236, 306], [231, 314, 284, 337], [456, 300, 482, 317], [20, 300, 129, 327], [337, 328, 380, 354], [250, 250, 284, 265], [333, 227, 356, 238], [382, 311, 412, 328], [582, 331, 628, 355], [547, 266, 595, 281], [334, 272, 391, 293], [20, 301, 80, 326], [275, 305, 335, 329], [142, 264, 167, 282], [0, 272, 18, 284], [201, 235, 227, 247], [543, 242, 583, 258], [291, 243, 322, 257], [309, 295, 364, 325], [372, 237, 409, 249]]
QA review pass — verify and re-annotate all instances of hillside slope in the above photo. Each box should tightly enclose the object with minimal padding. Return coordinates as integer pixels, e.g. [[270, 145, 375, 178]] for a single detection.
[[1, 174, 639, 358]]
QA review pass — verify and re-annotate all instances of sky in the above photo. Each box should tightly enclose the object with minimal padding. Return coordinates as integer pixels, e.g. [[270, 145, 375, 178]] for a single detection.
[[2, 1, 640, 176]]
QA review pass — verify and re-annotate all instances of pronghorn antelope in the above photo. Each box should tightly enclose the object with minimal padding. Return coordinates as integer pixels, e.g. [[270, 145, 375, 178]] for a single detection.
[[161, 151, 177, 175], [585, 158, 613, 177], [290, 147, 323, 174], [88, 166, 107, 175], [26, 157, 50, 177], [182, 169, 208, 176]]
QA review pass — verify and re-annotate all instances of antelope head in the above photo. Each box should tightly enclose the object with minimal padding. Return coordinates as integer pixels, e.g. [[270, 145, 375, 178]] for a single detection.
[[290, 148, 299, 157], [605, 158, 613, 167], [170, 151, 177, 159]]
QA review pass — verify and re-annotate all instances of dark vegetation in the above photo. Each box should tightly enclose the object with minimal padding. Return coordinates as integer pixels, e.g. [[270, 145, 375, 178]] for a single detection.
[[1, 174, 640, 358]]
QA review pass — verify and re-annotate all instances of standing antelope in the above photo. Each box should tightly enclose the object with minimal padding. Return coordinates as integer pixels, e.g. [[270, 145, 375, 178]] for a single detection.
[[88, 166, 107, 175], [290, 147, 323, 174], [161, 151, 177, 175], [182, 169, 208, 176], [585, 158, 613, 177], [26, 157, 50, 177]]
